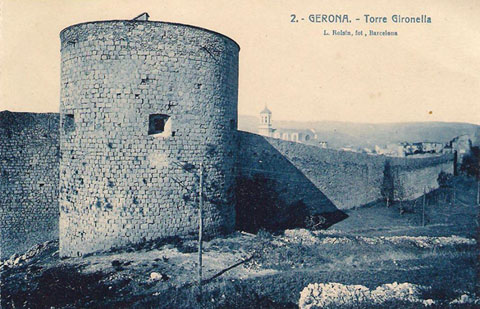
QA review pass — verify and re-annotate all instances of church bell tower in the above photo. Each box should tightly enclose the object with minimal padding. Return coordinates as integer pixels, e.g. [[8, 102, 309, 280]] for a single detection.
[[258, 105, 274, 137]]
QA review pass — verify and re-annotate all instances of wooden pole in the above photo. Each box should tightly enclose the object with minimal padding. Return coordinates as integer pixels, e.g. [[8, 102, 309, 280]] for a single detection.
[[452, 181, 456, 207], [198, 162, 203, 305], [422, 187, 426, 227], [477, 180, 479, 206]]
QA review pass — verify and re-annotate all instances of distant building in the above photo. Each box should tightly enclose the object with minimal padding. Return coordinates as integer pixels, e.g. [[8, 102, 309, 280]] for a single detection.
[[417, 142, 444, 153], [401, 142, 422, 156], [473, 128, 480, 147], [444, 135, 472, 158], [375, 144, 405, 157], [273, 128, 315, 143], [375, 141, 446, 157], [443, 135, 472, 175], [258, 106, 274, 137], [257, 107, 328, 147], [340, 147, 355, 152], [318, 141, 328, 148]]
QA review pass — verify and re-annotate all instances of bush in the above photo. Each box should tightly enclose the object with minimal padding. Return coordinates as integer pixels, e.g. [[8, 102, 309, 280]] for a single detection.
[[437, 171, 454, 188], [256, 228, 273, 240], [235, 175, 309, 233], [460, 146, 480, 179], [304, 215, 327, 230], [381, 161, 395, 204]]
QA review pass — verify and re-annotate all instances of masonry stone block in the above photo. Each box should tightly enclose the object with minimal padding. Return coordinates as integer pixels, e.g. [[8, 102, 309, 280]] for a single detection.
[[59, 20, 239, 257]]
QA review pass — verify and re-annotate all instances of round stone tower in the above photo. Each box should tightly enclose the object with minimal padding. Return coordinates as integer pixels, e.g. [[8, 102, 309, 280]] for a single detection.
[[59, 17, 239, 256]]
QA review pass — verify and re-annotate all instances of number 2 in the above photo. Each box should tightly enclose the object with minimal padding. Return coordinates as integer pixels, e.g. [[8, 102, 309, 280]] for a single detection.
[[291, 14, 297, 23]]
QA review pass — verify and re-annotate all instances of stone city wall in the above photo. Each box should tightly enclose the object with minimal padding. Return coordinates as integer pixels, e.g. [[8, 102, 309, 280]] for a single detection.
[[238, 132, 385, 209], [59, 20, 239, 256], [388, 155, 454, 200], [0, 111, 59, 259], [0, 15, 454, 256], [238, 132, 454, 209], [235, 132, 341, 231], [0, 120, 454, 258]]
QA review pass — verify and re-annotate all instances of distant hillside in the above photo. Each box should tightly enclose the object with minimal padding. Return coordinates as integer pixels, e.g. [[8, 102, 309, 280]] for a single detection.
[[239, 115, 480, 149]]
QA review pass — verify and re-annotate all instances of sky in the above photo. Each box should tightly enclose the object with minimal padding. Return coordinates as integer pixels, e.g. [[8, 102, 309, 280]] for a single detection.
[[1, 0, 479, 124]]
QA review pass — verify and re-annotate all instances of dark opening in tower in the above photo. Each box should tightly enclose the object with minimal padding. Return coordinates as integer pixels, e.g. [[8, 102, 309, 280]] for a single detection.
[[63, 114, 75, 133], [148, 114, 170, 135]]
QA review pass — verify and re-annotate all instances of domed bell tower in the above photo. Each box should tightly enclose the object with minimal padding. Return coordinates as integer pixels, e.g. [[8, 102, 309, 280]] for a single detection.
[[258, 106, 274, 137]]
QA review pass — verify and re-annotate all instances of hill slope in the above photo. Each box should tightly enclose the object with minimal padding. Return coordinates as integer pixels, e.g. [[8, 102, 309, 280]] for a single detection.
[[239, 115, 480, 149]]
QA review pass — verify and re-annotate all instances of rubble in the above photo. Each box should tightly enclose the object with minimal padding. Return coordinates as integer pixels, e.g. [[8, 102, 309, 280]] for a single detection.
[[449, 293, 480, 305], [299, 282, 434, 308], [1, 240, 56, 270], [149, 272, 169, 281], [283, 229, 475, 248]]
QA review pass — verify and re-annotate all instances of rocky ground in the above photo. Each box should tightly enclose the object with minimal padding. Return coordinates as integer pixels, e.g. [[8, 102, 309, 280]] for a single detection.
[[1, 177, 479, 308]]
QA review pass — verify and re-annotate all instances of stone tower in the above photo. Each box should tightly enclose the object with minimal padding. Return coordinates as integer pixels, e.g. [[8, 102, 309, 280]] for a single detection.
[[59, 16, 239, 256], [258, 106, 274, 137]]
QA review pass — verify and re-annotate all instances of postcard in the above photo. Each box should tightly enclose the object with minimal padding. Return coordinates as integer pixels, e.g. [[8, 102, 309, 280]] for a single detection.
[[1, 1, 479, 308]]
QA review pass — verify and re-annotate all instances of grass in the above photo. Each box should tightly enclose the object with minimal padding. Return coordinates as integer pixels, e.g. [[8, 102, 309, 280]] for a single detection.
[[1, 176, 478, 308]]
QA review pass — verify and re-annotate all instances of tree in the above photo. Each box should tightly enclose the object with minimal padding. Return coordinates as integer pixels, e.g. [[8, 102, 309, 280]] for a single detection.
[[437, 171, 454, 203], [392, 167, 406, 214], [460, 146, 480, 179], [460, 146, 480, 205], [381, 161, 394, 207]]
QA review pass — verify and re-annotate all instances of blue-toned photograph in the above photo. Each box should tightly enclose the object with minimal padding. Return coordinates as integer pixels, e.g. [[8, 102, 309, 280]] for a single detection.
[[1, 1, 479, 308]]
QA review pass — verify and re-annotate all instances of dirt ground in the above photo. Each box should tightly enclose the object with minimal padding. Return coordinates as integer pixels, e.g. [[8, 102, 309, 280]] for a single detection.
[[1, 176, 479, 308]]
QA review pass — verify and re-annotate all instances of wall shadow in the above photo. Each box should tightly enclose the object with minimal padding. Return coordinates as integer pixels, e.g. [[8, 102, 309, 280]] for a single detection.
[[236, 132, 347, 233]]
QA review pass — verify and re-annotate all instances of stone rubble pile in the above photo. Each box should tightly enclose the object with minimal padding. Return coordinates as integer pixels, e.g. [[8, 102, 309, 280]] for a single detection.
[[449, 293, 480, 305], [283, 229, 351, 245], [383, 235, 476, 247], [299, 282, 434, 308], [283, 229, 475, 248], [0, 240, 56, 270]]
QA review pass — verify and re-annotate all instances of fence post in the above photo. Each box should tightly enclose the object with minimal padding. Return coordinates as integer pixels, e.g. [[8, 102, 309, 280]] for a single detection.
[[198, 162, 204, 305], [422, 187, 426, 227], [477, 180, 479, 206], [452, 181, 456, 207]]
